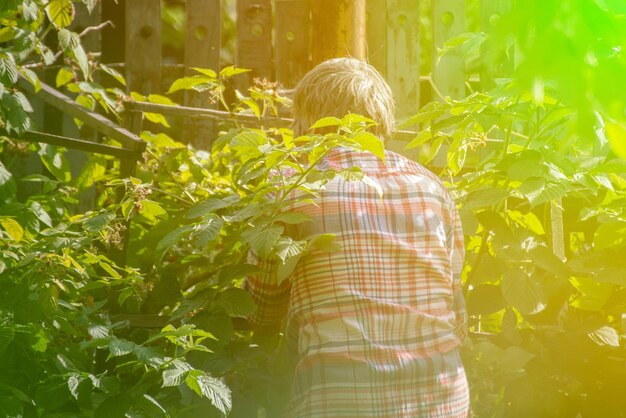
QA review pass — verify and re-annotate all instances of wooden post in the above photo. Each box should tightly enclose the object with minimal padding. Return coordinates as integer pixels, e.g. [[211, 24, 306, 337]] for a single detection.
[[386, 0, 420, 117], [125, 0, 162, 95], [311, 0, 367, 65], [433, 0, 466, 99], [183, 0, 221, 149], [366, 0, 387, 77], [479, 0, 513, 89], [236, 0, 272, 89], [275, 0, 311, 88]]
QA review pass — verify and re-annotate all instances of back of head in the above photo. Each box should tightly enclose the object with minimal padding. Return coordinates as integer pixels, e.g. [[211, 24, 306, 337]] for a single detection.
[[292, 57, 395, 141]]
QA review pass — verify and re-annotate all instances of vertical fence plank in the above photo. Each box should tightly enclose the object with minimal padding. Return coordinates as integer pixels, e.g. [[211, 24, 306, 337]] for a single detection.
[[479, 0, 513, 89], [236, 0, 272, 89], [183, 0, 221, 148], [366, 0, 387, 77], [275, 0, 311, 88], [311, 0, 366, 65], [125, 0, 162, 94], [433, 0, 466, 99], [386, 0, 420, 117]]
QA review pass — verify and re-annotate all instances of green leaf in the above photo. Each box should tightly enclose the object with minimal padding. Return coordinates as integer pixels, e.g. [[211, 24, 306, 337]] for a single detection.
[[2, 91, 31, 134], [501, 269, 547, 315], [464, 188, 509, 209], [108, 338, 136, 357], [0, 218, 23, 242], [467, 285, 506, 315], [273, 211, 312, 224], [497, 346, 535, 374], [87, 324, 109, 339], [133, 345, 166, 368], [570, 277, 614, 311], [56, 67, 76, 88], [277, 253, 302, 283], [192, 67, 218, 78], [593, 220, 626, 250], [144, 112, 170, 128], [46, 0, 75, 29], [185, 370, 232, 415], [528, 245, 569, 278], [0, 162, 16, 204], [19, 67, 41, 92], [507, 210, 545, 235], [351, 131, 385, 162], [100, 63, 126, 86], [0, 53, 18, 85], [75, 154, 107, 190], [190, 214, 223, 246], [187, 195, 240, 218], [438, 32, 487, 59], [162, 369, 189, 387], [167, 75, 214, 94], [405, 129, 432, 150], [67, 374, 83, 399], [71, 42, 90, 80], [155, 225, 193, 263], [0, 326, 15, 358], [242, 224, 284, 257], [218, 65, 249, 78], [308, 233, 340, 252], [309, 117, 341, 130], [230, 130, 267, 156], [214, 288, 256, 317], [83, 212, 115, 232], [605, 121, 626, 160], [275, 236, 306, 262], [38, 143, 71, 182], [587, 325, 619, 347], [138, 200, 168, 222]]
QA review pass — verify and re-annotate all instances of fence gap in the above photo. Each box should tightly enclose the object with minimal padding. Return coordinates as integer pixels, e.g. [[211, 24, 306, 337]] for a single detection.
[[183, 0, 221, 148], [275, 0, 311, 88]]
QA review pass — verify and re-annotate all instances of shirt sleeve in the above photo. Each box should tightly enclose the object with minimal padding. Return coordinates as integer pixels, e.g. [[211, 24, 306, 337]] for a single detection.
[[243, 250, 291, 328], [449, 200, 468, 343]]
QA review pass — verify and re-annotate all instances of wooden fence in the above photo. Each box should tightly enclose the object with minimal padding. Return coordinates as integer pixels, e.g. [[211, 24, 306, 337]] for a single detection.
[[97, 0, 509, 146], [23, 0, 519, 154]]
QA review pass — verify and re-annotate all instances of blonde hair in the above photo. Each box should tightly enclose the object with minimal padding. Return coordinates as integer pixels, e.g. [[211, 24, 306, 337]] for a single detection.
[[292, 58, 395, 141]]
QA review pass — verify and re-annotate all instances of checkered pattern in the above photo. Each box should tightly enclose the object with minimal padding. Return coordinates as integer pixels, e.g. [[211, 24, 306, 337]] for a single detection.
[[245, 147, 469, 417]]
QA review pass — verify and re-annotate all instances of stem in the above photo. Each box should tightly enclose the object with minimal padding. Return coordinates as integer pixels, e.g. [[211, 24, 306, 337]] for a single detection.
[[149, 186, 194, 206], [501, 119, 513, 160], [427, 74, 448, 102], [278, 142, 335, 203], [145, 148, 197, 204]]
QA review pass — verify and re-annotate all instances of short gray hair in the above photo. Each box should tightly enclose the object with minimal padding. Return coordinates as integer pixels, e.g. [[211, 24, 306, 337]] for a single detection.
[[292, 58, 395, 141]]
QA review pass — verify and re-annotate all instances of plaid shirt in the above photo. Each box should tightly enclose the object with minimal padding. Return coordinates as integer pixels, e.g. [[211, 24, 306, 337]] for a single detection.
[[245, 147, 469, 417]]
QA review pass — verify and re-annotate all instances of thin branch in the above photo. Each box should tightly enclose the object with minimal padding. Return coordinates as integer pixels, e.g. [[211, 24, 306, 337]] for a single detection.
[[78, 20, 115, 38], [23, 21, 114, 69]]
